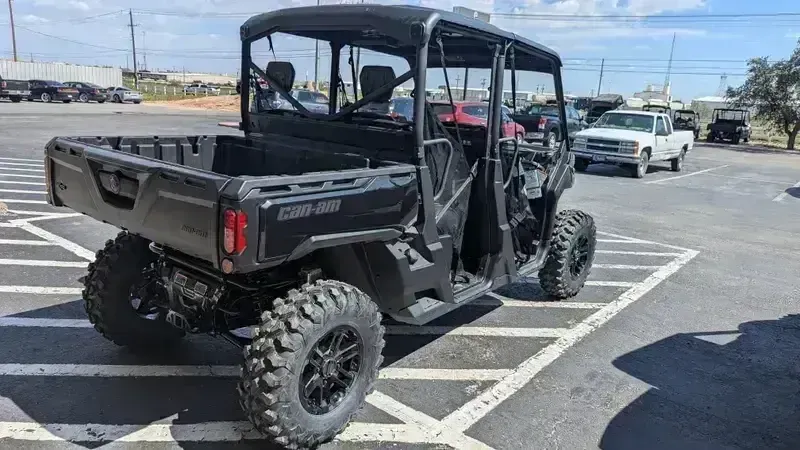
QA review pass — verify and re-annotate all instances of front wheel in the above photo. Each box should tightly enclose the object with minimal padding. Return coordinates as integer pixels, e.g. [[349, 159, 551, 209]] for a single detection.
[[82, 231, 184, 349], [113, 94, 121, 103], [671, 149, 685, 172], [574, 158, 590, 172], [238, 280, 384, 449], [732, 134, 741, 145], [631, 152, 649, 178], [706, 133, 714, 143], [79, 93, 89, 103], [539, 210, 597, 299]]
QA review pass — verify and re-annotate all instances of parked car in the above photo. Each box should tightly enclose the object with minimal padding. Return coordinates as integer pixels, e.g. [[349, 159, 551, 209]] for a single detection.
[[388, 96, 414, 120], [510, 103, 587, 148], [63, 82, 107, 103], [184, 83, 219, 95], [672, 109, 701, 140], [572, 110, 694, 178], [706, 108, 751, 144], [431, 100, 525, 139], [0, 75, 29, 102], [106, 86, 142, 104], [28, 80, 78, 103], [253, 88, 329, 114]]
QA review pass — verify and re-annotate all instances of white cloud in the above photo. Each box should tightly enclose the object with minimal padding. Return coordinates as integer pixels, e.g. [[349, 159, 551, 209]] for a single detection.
[[20, 14, 50, 24]]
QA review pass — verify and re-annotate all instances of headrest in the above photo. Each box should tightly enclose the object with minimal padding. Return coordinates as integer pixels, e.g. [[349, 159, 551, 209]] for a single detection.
[[359, 66, 396, 103], [266, 61, 295, 93]]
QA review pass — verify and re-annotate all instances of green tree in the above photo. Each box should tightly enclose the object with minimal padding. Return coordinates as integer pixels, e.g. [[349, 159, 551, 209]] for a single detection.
[[726, 44, 800, 149]]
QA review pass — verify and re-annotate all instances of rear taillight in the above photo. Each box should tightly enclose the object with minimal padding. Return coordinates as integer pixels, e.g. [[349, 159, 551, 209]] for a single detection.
[[538, 117, 547, 129], [223, 209, 247, 255], [0, 81, 6, 89]]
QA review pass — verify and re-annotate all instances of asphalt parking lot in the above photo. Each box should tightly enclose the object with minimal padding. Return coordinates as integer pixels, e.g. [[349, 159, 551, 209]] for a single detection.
[[0, 101, 799, 449]]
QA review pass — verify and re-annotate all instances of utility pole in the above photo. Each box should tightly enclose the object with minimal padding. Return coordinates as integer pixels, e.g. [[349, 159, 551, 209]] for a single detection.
[[313, 0, 320, 91], [597, 58, 605, 96], [128, 9, 139, 88], [142, 30, 147, 71], [7, 0, 17, 62]]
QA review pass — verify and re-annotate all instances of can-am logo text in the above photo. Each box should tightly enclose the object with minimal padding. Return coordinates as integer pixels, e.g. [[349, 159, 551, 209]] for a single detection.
[[276, 199, 342, 221]]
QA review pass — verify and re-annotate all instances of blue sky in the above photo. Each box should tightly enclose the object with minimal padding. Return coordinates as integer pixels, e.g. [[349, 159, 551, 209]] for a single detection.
[[1, 0, 799, 101]]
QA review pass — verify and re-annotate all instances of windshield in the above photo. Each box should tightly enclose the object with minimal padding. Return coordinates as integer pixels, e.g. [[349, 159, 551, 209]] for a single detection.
[[47, 81, 65, 87], [526, 105, 559, 116], [461, 105, 490, 119], [589, 105, 614, 117], [594, 113, 655, 132]]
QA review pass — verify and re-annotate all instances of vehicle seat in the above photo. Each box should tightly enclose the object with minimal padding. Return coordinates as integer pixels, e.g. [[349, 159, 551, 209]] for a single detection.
[[265, 61, 295, 92], [359, 66, 395, 114]]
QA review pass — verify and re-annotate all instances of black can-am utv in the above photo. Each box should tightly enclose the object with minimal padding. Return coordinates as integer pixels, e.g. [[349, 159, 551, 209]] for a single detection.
[[706, 108, 751, 144], [673, 109, 701, 140], [43, 5, 596, 449]]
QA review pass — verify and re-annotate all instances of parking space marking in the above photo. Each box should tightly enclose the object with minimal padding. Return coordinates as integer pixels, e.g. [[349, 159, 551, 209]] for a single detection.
[[705, 173, 791, 185], [0, 364, 513, 381], [0, 287, 82, 295], [644, 164, 730, 184], [385, 326, 568, 338], [440, 248, 699, 433], [585, 280, 636, 287], [0, 161, 44, 168], [0, 258, 85, 267], [0, 180, 46, 186], [0, 156, 42, 163], [772, 180, 800, 202], [0, 317, 87, 327], [475, 295, 607, 309], [0, 188, 46, 195], [0, 166, 44, 173], [593, 264, 662, 270], [0, 239, 51, 246], [0, 199, 47, 204], [17, 222, 96, 260], [596, 250, 683, 256], [0, 173, 44, 179]]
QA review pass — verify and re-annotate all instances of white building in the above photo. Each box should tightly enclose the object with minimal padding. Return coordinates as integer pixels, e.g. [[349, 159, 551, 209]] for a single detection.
[[692, 96, 729, 111]]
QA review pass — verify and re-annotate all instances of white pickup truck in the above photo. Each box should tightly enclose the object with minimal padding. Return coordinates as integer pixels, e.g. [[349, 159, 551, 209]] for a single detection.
[[571, 110, 694, 178]]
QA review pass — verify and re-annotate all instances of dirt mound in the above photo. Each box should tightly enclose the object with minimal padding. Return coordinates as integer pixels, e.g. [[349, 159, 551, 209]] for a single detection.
[[151, 96, 241, 112]]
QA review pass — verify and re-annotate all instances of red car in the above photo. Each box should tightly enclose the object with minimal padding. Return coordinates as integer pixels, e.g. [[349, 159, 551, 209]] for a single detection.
[[430, 101, 525, 139]]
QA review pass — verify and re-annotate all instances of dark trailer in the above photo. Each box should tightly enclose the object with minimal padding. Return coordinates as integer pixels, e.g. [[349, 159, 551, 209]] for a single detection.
[[45, 5, 596, 449]]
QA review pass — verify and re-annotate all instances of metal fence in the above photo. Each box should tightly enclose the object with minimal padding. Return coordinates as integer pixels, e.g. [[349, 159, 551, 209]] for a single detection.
[[0, 61, 122, 86]]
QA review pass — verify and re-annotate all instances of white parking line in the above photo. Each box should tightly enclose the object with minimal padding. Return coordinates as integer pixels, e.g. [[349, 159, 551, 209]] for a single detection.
[[585, 280, 636, 287], [440, 249, 699, 432], [0, 188, 46, 194], [18, 222, 96, 260], [593, 264, 661, 270], [0, 317, 88, 327], [644, 164, 730, 184], [474, 295, 607, 309], [596, 250, 683, 256], [0, 156, 43, 163], [0, 199, 47, 204], [0, 180, 45, 186], [0, 161, 43, 168], [0, 173, 45, 179], [0, 166, 44, 173], [0, 259, 86, 267], [772, 180, 800, 202], [0, 286, 82, 295], [0, 239, 51, 246], [385, 326, 568, 338], [0, 364, 512, 381]]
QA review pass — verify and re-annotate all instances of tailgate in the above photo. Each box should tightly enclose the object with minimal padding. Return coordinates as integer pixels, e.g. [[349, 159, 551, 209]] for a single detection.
[[511, 114, 546, 132], [45, 136, 231, 263]]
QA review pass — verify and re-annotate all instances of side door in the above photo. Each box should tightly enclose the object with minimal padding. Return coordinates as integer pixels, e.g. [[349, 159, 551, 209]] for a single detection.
[[29, 81, 42, 97], [653, 116, 672, 160], [566, 106, 581, 139], [500, 109, 517, 138]]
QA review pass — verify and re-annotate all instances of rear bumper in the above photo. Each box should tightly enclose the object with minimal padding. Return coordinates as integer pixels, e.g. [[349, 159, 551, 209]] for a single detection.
[[53, 93, 75, 101], [1, 89, 30, 97]]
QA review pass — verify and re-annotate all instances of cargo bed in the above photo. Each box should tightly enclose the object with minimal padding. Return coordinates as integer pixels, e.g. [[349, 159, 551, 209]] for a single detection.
[[45, 135, 417, 269]]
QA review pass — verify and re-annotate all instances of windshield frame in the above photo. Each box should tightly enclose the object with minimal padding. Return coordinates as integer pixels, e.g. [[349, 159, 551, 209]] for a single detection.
[[593, 112, 655, 133]]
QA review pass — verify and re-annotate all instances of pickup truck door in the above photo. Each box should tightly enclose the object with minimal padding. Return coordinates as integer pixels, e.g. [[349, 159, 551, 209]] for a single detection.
[[654, 116, 673, 160]]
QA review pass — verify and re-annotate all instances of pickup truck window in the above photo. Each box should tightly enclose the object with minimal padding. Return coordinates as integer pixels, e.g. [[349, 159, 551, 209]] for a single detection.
[[656, 117, 668, 135], [664, 117, 673, 134], [594, 113, 655, 133], [526, 105, 559, 116]]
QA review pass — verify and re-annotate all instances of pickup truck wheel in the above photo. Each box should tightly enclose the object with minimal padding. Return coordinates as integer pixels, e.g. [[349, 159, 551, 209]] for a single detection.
[[574, 158, 590, 172], [238, 280, 384, 449], [631, 152, 649, 178], [539, 210, 596, 299], [10, 97, 21, 103], [544, 131, 558, 149], [81, 231, 184, 349], [671, 150, 685, 172]]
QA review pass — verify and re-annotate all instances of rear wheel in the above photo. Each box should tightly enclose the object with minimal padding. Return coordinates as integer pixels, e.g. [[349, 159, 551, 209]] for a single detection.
[[544, 131, 558, 149], [706, 133, 714, 142], [41, 92, 51, 103], [239, 280, 384, 449], [82, 231, 184, 349], [574, 158, 590, 172], [732, 133, 741, 145], [79, 93, 89, 103], [631, 152, 649, 178], [671, 149, 685, 172], [539, 210, 597, 299], [113, 94, 121, 103]]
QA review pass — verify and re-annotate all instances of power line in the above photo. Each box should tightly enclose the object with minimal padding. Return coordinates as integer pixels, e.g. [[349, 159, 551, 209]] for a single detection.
[[14, 25, 128, 51]]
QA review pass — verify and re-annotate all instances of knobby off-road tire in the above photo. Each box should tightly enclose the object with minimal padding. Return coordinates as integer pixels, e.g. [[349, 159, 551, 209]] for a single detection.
[[82, 231, 184, 349], [238, 280, 384, 449], [539, 210, 597, 299]]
